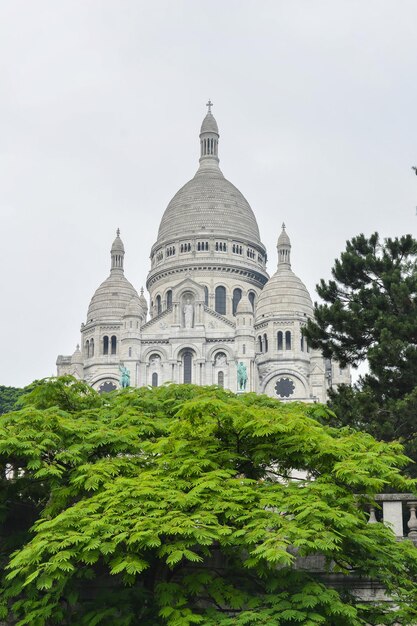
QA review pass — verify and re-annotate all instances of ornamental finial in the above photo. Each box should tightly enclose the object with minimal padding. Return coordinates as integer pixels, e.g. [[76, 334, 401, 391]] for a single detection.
[[206, 99, 213, 113], [116, 228, 120, 237]]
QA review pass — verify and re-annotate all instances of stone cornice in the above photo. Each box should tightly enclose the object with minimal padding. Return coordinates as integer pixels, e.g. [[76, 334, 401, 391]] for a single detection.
[[206, 337, 235, 343], [141, 339, 170, 345], [147, 262, 268, 290]]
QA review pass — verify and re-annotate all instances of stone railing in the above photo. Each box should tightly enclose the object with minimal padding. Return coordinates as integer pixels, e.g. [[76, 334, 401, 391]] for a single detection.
[[369, 494, 417, 540]]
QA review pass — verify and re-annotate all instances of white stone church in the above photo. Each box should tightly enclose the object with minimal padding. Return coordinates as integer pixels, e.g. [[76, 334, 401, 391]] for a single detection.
[[57, 105, 350, 400]]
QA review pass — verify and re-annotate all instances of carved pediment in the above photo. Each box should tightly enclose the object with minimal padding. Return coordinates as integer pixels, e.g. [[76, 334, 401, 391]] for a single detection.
[[141, 307, 174, 332], [204, 306, 236, 330], [172, 277, 205, 302]]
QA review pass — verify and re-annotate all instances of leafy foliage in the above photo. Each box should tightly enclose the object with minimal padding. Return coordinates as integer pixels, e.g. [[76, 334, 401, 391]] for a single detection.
[[303, 232, 417, 468], [1, 377, 417, 625], [0, 385, 23, 415]]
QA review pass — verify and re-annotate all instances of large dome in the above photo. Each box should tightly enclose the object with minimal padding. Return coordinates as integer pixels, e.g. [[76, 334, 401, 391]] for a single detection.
[[157, 167, 261, 243], [155, 107, 262, 246]]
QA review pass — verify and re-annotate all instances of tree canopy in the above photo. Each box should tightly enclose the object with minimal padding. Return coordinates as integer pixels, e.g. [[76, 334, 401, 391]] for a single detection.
[[303, 232, 417, 462], [0, 386, 23, 415], [1, 377, 417, 626]]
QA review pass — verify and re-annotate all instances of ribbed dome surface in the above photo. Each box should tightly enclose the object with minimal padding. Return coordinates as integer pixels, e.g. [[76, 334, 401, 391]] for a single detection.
[[87, 274, 139, 322], [157, 169, 261, 243], [255, 267, 313, 320]]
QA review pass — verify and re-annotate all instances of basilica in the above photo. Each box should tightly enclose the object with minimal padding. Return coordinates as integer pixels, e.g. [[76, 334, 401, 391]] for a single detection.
[[57, 105, 350, 400]]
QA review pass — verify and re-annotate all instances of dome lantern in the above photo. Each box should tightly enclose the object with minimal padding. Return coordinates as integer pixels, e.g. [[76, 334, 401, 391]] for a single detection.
[[199, 100, 220, 166], [277, 222, 291, 269], [111, 228, 125, 274]]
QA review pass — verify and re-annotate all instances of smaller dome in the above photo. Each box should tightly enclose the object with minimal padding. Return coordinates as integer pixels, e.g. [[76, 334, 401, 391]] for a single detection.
[[71, 344, 83, 364], [236, 295, 253, 315], [87, 231, 138, 322], [256, 226, 313, 320], [124, 295, 143, 318], [139, 287, 148, 312], [200, 112, 219, 135], [256, 269, 313, 320], [87, 274, 139, 322]]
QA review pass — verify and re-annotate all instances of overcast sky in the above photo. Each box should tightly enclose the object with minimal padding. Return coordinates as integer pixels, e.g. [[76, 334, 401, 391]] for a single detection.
[[1, 0, 417, 388]]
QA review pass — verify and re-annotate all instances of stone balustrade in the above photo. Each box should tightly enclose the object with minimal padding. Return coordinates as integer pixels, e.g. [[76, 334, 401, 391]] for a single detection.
[[369, 493, 417, 540]]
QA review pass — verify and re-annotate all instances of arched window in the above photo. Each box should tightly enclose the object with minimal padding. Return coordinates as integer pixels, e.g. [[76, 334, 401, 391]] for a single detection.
[[183, 351, 193, 384], [248, 291, 255, 311], [103, 336, 109, 355], [90, 338, 94, 357], [152, 372, 158, 387], [232, 288, 242, 316], [277, 331, 283, 350], [166, 290, 172, 309], [285, 331, 291, 350], [128, 347, 132, 357], [258, 335, 263, 352], [111, 335, 117, 355], [242, 344, 246, 355], [85, 340, 90, 358], [217, 371, 224, 388], [300, 336, 304, 351], [263, 333, 268, 352], [215, 286, 226, 315], [156, 295, 162, 315], [204, 286, 209, 306]]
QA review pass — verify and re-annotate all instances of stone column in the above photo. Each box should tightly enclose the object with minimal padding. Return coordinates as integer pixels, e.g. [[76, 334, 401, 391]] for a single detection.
[[382, 500, 404, 537], [407, 501, 417, 539]]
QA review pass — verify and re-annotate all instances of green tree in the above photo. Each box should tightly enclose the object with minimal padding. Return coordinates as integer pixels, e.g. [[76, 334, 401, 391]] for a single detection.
[[303, 232, 417, 464], [1, 377, 417, 625], [0, 386, 23, 415]]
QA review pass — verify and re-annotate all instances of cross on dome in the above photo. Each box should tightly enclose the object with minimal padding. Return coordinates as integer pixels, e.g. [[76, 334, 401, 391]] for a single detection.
[[206, 99, 213, 113], [116, 228, 120, 237]]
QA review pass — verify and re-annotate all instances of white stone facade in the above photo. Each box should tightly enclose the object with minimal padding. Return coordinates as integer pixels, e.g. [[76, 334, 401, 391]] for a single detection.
[[57, 108, 350, 400]]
